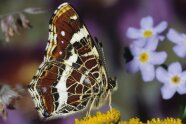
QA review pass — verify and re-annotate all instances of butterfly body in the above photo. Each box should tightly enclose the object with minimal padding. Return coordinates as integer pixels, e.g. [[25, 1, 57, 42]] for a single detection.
[[28, 3, 117, 120]]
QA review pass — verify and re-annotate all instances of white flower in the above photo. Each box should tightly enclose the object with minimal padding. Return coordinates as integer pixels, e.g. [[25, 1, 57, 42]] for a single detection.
[[126, 16, 168, 48], [126, 44, 167, 82], [156, 62, 186, 99], [167, 29, 186, 58], [0, 84, 20, 120]]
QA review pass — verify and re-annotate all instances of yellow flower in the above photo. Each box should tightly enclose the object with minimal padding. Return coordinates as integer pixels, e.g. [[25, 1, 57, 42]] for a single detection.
[[75, 108, 182, 124], [147, 118, 182, 124], [119, 117, 182, 124], [75, 108, 120, 124], [119, 118, 142, 124]]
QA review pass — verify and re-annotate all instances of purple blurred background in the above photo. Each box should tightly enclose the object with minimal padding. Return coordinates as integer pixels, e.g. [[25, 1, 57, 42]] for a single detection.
[[0, 0, 186, 123]]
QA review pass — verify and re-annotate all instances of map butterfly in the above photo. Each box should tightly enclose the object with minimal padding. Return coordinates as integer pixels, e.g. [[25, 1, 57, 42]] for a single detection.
[[28, 2, 117, 120]]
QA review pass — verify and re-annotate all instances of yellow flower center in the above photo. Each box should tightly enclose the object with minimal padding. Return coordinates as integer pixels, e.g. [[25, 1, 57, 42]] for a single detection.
[[139, 52, 149, 63], [171, 75, 181, 84], [143, 30, 153, 38]]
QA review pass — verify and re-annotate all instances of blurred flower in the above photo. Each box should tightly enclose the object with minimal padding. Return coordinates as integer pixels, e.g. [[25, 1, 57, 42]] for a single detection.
[[17, 13, 32, 29], [0, 7, 45, 42], [0, 84, 20, 120], [118, 0, 172, 46], [0, 16, 17, 42], [126, 16, 167, 48], [75, 108, 120, 124], [0, 84, 18, 106], [167, 29, 186, 58], [0, 103, 7, 120], [156, 62, 186, 99], [23, 7, 46, 14], [126, 44, 167, 82]]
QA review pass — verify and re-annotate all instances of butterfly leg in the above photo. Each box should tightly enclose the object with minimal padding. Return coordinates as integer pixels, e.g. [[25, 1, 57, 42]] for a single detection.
[[107, 90, 112, 110], [86, 96, 97, 117]]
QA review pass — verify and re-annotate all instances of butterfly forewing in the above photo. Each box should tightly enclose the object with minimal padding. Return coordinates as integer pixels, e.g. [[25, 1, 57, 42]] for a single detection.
[[28, 3, 109, 119], [46, 3, 89, 61]]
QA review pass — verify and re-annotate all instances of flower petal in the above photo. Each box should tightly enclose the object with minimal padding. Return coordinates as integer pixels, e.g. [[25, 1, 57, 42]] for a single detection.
[[132, 39, 146, 47], [154, 21, 168, 33], [156, 67, 169, 84], [139, 63, 155, 82], [161, 85, 176, 99], [149, 51, 167, 65], [181, 71, 186, 81], [168, 62, 182, 74], [173, 45, 186, 58], [177, 84, 186, 95], [167, 29, 183, 45], [129, 45, 142, 56], [158, 35, 165, 41], [181, 33, 186, 39], [145, 37, 159, 51], [125, 59, 139, 73], [126, 27, 141, 39], [140, 16, 153, 29]]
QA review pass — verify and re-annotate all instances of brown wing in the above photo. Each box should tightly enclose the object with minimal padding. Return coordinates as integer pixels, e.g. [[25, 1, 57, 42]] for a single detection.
[[28, 3, 108, 120], [46, 3, 89, 61]]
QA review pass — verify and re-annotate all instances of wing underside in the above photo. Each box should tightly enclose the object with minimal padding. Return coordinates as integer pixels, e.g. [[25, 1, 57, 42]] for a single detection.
[[28, 3, 108, 119]]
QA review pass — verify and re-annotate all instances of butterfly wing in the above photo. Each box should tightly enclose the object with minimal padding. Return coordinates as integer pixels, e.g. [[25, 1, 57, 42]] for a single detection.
[[28, 3, 108, 119], [46, 3, 89, 62]]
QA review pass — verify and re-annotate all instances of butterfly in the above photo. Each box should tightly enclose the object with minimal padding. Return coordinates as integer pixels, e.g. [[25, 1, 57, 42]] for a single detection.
[[28, 2, 117, 120]]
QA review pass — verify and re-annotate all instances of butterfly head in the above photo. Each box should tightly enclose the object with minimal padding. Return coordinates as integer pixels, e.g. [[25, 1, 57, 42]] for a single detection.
[[108, 77, 117, 91]]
